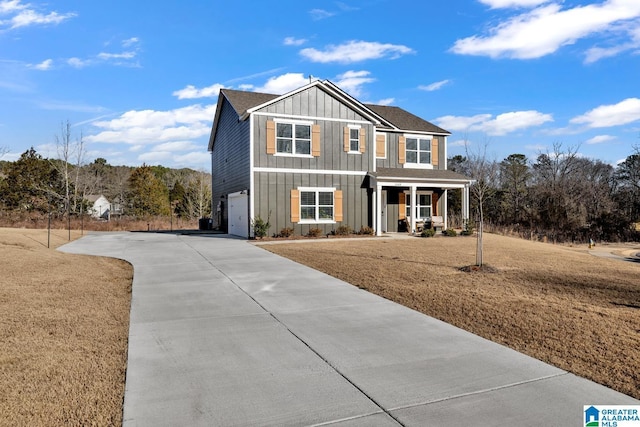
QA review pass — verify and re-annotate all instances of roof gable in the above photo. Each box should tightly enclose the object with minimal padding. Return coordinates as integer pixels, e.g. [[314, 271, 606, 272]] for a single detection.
[[209, 80, 451, 151]]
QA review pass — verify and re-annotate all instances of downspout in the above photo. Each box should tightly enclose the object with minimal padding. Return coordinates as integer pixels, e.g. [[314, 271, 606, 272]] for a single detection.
[[249, 113, 255, 238]]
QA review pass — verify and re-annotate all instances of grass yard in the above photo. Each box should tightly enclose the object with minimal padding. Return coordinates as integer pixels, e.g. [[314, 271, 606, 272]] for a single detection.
[[0, 228, 132, 426], [263, 233, 640, 399]]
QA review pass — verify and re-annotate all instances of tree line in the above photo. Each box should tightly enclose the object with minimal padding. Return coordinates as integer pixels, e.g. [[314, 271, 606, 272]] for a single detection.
[[0, 147, 212, 223], [448, 143, 640, 243]]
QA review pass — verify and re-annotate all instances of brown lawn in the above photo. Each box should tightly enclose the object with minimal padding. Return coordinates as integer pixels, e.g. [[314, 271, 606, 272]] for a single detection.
[[263, 233, 640, 399], [0, 228, 132, 427]]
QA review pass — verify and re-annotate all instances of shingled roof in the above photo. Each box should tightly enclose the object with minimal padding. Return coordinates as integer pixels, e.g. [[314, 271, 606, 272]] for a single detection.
[[365, 104, 450, 135], [220, 89, 278, 116], [218, 86, 449, 135]]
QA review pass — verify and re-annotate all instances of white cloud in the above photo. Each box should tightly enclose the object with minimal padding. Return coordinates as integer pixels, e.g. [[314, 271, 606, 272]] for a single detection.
[[138, 151, 172, 164], [435, 110, 553, 135], [300, 40, 414, 63], [479, 0, 549, 8], [585, 134, 616, 144], [68, 37, 141, 68], [525, 143, 547, 151], [334, 70, 375, 97], [87, 104, 216, 146], [584, 21, 640, 63], [418, 80, 451, 92], [570, 98, 640, 128], [451, 0, 640, 60], [284, 36, 307, 46], [435, 114, 493, 131], [174, 151, 210, 166], [67, 57, 91, 68], [0, 0, 76, 30], [0, 0, 25, 14], [376, 98, 395, 106], [97, 51, 136, 60], [122, 37, 139, 47], [29, 58, 52, 70], [155, 141, 199, 151], [252, 73, 310, 94], [173, 83, 224, 99], [309, 8, 335, 20]]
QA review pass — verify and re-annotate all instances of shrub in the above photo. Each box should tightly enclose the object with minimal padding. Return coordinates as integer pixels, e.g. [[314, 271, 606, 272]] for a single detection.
[[251, 215, 270, 239], [461, 219, 474, 236], [278, 227, 294, 238], [307, 228, 323, 237], [335, 225, 353, 236], [421, 228, 435, 238], [444, 228, 457, 237], [358, 225, 374, 235]]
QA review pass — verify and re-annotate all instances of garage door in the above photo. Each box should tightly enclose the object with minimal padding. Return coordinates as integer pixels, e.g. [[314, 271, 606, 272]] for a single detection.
[[228, 193, 248, 238]]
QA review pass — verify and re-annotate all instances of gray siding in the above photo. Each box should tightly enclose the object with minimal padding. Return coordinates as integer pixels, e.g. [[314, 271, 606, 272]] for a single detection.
[[253, 86, 374, 172], [210, 97, 250, 230], [254, 171, 370, 237]]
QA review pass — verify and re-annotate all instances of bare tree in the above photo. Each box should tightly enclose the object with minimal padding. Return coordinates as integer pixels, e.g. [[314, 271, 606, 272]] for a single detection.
[[0, 146, 8, 158], [465, 139, 499, 266], [52, 121, 85, 239]]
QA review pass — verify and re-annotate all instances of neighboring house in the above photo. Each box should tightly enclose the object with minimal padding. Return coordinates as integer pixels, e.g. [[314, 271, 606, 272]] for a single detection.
[[208, 79, 472, 238], [85, 194, 110, 220]]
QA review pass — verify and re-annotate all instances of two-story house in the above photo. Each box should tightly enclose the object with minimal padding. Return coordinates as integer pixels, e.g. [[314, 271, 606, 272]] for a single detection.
[[208, 79, 472, 238]]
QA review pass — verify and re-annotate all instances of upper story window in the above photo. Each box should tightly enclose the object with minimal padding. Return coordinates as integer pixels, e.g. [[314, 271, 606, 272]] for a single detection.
[[349, 127, 360, 152], [343, 125, 365, 154], [277, 122, 311, 156], [406, 137, 431, 164]]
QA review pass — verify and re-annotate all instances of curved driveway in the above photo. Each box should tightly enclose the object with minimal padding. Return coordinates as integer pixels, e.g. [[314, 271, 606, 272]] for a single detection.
[[60, 232, 638, 426]]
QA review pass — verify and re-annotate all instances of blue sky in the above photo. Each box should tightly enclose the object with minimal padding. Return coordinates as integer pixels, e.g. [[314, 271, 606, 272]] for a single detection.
[[1, 0, 639, 170]]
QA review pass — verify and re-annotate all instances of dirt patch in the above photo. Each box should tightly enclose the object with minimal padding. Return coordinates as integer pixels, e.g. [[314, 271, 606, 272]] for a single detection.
[[0, 228, 132, 426], [263, 233, 640, 399]]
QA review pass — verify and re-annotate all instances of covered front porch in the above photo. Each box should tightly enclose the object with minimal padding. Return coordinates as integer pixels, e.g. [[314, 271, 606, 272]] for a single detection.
[[370, 168, 473, 236]]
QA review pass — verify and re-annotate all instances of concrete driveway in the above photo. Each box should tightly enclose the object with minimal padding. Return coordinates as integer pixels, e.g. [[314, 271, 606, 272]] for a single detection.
[[59, 232, 638, 426]]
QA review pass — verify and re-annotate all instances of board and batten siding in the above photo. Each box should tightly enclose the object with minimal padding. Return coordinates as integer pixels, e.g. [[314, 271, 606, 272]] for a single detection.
[[253, 171, 370, 236], [376, 133, 444, 170], [210, 97, 251, 230], [253, 86, 374, 172]]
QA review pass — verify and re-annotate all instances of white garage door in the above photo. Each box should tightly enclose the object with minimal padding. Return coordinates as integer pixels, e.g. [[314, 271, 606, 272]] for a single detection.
[[228, 193, 248, 238]]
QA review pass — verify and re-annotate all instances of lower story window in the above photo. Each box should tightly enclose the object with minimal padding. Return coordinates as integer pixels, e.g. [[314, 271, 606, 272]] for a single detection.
[[406, 193, 432, 220], [301, 189, 334, 222]]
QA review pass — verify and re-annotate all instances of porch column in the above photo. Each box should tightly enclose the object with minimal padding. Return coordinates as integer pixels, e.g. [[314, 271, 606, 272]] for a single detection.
[[410, 185, 417, 233], [376, 183, 382, 236], [443, 189, 448, 229], [462, 184, 470, 224]]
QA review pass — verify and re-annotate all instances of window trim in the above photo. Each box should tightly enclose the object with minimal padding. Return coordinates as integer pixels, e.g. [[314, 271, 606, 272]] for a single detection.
[[347, 125, 361, 154], [404, 191, 433, 221], [274, 119, 314, 158], [403, 134, 434, 169], [298, 187, 337, 224]]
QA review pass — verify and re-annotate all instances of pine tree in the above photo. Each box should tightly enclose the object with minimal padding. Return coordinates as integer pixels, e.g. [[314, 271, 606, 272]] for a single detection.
[[126, 165, 170, 217]]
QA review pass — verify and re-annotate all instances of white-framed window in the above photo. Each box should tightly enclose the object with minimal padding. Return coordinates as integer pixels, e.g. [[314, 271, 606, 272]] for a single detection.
[[349, 126, 360, 153], [276, 120, 312, 156], [405, 192, 432, 220], [405, 135, 432, 165], [299, 187, 335, 223]]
